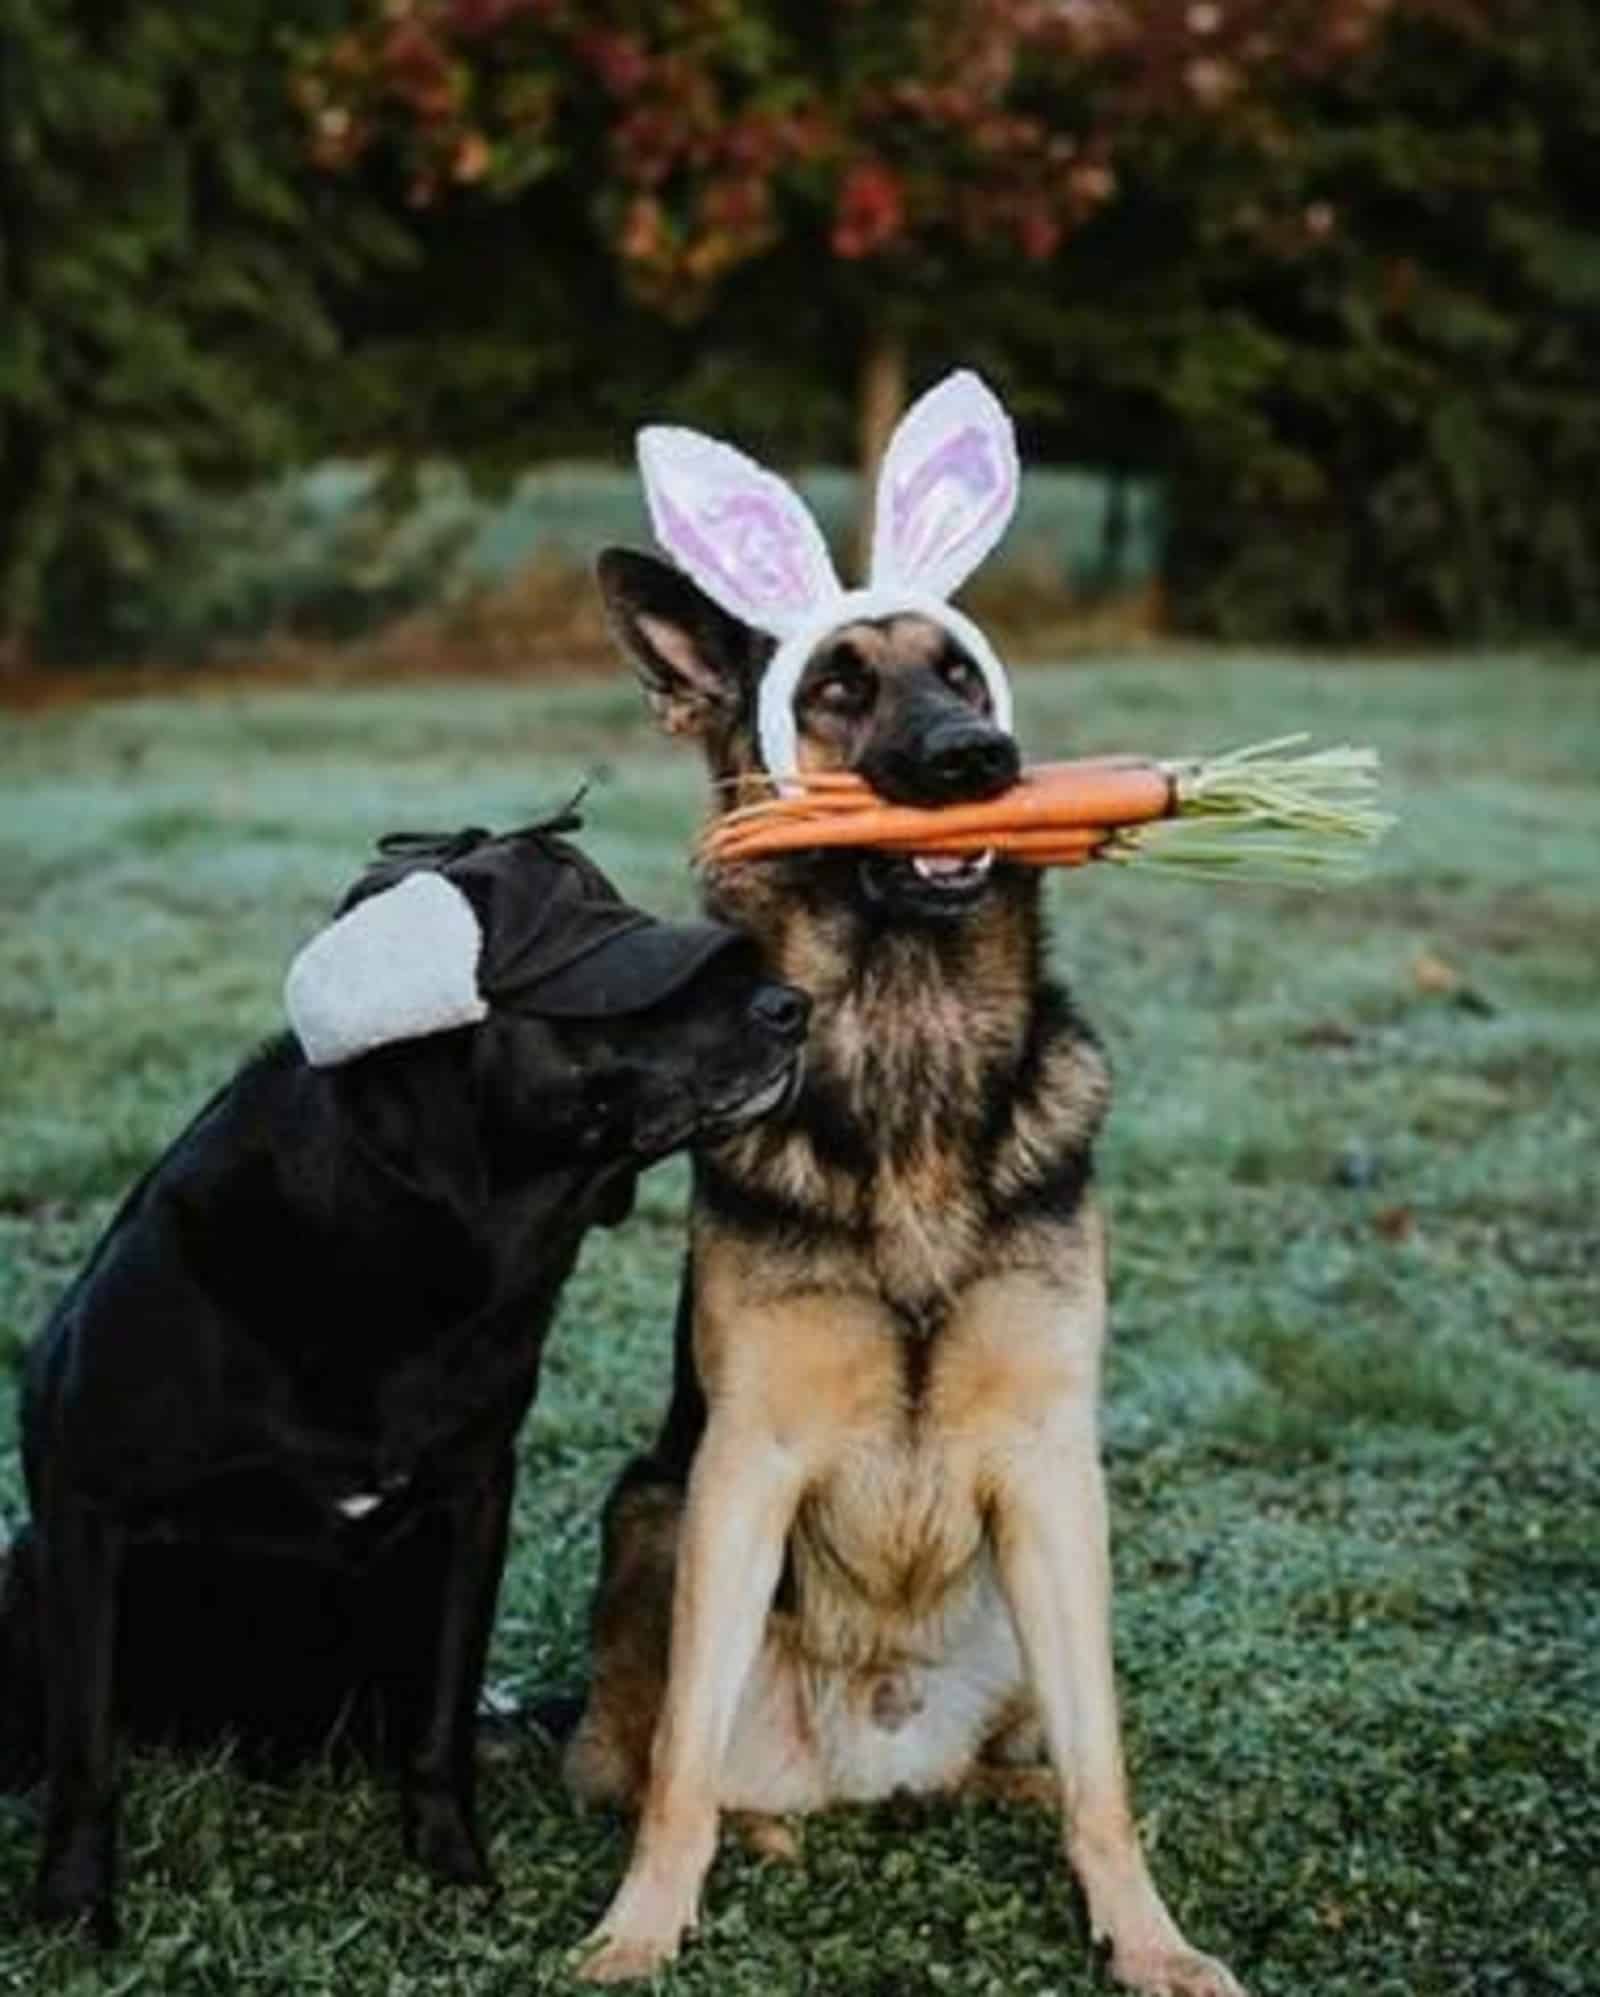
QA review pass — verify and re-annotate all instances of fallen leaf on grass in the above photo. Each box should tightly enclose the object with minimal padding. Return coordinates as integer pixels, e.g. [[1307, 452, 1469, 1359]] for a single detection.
[[1413, 949, 1463, 994], [1411, 949, 1496, 1016]]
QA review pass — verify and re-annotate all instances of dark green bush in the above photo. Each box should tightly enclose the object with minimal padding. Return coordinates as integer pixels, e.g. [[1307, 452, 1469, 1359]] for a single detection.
[[1156, 5, 1600, 643]]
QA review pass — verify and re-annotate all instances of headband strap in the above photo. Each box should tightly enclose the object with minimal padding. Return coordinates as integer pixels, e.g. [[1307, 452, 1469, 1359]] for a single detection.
[[755, 588, 1014, 783]]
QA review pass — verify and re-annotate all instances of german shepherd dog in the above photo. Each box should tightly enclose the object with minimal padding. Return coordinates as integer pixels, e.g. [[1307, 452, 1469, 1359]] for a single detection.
[[563, 550, 1244, 1996]]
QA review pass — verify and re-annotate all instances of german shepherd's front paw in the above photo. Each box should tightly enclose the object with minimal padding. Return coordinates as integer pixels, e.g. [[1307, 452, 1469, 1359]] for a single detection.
[[574, 1870, 700, 1985], [574, 1927, 688, 1985], [1109, 1941, 1247, 1997]]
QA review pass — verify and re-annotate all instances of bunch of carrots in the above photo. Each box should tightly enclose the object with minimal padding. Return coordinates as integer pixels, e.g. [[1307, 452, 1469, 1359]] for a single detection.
[[700, 737, 1390, 884]]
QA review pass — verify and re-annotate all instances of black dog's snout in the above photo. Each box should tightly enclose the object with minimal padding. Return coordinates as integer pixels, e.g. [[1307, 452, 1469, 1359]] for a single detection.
[[749, 984, 810, 1040]]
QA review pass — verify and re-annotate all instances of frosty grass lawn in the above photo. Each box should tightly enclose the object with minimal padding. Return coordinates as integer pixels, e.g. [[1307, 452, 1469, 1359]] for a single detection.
[[1, 654, 1596, 1996]]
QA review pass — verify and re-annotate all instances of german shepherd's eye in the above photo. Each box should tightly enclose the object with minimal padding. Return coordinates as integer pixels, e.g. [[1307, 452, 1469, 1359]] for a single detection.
[[807, 645, 876, 718], [939, 652, 986, 705]]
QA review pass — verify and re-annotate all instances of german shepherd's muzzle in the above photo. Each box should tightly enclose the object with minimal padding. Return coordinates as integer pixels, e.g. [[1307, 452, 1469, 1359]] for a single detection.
[[855, 693, 1020, 915], [787, 620, 1021, 921]]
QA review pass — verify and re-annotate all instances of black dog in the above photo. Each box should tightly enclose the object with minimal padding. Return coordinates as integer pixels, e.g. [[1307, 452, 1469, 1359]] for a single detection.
[[0, 814, 806, 1942]]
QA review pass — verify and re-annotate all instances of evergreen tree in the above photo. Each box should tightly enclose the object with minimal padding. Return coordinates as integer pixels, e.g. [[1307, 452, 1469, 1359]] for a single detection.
[[1165, 0, 1600, 640], [0, 0, 400, 666], [1018, 2, 1600, 640]]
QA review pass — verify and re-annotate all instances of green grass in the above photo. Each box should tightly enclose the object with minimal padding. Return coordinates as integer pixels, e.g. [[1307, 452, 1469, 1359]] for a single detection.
[[2, 654, 1598, 1995]]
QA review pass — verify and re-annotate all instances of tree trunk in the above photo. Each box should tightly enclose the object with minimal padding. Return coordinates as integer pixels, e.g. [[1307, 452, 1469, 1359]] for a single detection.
[[0, 630, 33, 679], [853, 321, 908, 576], [0, 422, 73, 674]]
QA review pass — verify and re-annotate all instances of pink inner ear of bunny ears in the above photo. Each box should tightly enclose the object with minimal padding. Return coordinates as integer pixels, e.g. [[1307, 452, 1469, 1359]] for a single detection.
[[657, 490, 811, 621], [639, 426, 840, 635], [870, 371, 1020, 601], [874, 415, 1010, 583]]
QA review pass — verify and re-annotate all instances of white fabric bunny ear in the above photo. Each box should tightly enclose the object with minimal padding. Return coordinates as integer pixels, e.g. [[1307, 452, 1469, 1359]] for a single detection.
[[638, 425, 841, 637], [285, 872, 487, 1068], [869, 370, 1019, 600]]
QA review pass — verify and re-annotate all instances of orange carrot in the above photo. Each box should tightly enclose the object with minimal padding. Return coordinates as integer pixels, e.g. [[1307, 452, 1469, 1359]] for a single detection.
[[702, 737, 1390, 885], [917, 827, 1107, 861], [844, 825, 1105, 858], [700, 758, 1174, 867]]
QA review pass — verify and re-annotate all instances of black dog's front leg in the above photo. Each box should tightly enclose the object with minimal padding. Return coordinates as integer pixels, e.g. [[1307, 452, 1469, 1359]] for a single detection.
[[34, 1487, 124, 1945], [397, 1451, 514, 1889]]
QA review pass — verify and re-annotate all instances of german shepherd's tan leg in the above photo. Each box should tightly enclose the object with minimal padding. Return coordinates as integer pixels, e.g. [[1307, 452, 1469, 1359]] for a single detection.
[[576, 1419, 807, 1983], [990, 1284, 1245, 1997]]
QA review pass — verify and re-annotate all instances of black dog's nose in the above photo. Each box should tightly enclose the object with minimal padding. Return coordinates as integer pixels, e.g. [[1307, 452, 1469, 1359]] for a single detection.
[[916, 720, 1021, 804], [749, 984, 810, 1040]]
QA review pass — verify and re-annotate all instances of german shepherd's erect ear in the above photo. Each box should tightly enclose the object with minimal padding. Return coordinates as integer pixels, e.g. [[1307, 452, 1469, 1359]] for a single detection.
[[596, 548, 770, 741]]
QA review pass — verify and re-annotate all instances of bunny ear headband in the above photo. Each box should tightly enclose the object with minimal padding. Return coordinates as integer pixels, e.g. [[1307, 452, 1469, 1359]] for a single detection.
[[637, 369, 1020, 782]]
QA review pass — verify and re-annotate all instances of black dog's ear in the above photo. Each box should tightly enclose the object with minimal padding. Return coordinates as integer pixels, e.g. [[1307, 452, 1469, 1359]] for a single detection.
[[339, 1037, 488, 1224], [596, 547, 767, 740]]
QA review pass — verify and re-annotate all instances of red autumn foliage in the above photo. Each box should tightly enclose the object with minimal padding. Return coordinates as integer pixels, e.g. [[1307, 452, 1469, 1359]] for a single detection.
[[301, 1, 1478, 313], [832, 162, 907, 260]]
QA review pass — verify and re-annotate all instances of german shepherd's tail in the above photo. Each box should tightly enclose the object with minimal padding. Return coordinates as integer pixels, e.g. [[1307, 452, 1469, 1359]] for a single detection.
[[0, 1526, 46, 1790]]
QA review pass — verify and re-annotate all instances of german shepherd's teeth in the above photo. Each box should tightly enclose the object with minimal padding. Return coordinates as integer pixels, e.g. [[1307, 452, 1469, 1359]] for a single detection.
[[910, 851, 995, 884]]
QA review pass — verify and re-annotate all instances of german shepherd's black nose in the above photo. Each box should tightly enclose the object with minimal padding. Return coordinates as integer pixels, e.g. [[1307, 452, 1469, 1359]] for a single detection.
[[749, 984, 810, 1039], [862, 720, 1021, 808]]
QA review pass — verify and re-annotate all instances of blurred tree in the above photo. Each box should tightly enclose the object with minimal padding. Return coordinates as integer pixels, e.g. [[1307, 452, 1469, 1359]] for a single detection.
[[14, 0, 1570, 661], [300, 0, 1406, 554], [1156, 0, 1600, 639], [1009, 0, 1599, 641], [0, 0, 403, 667]]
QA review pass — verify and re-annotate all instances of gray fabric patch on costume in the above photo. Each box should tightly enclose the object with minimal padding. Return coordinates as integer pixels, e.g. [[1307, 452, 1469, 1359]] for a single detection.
[[284, 871, 487, 1068]]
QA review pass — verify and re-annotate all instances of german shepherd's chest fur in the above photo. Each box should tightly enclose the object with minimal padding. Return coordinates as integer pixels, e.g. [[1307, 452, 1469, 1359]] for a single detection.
[[699, 864, 1108, 1330], [692, 867, 1110, 1664], [776, 1281, 1090, 1674]]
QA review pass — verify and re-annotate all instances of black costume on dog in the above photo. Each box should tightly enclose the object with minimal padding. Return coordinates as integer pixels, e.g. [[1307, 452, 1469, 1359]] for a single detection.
[[0, 815, 805, 1941]]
